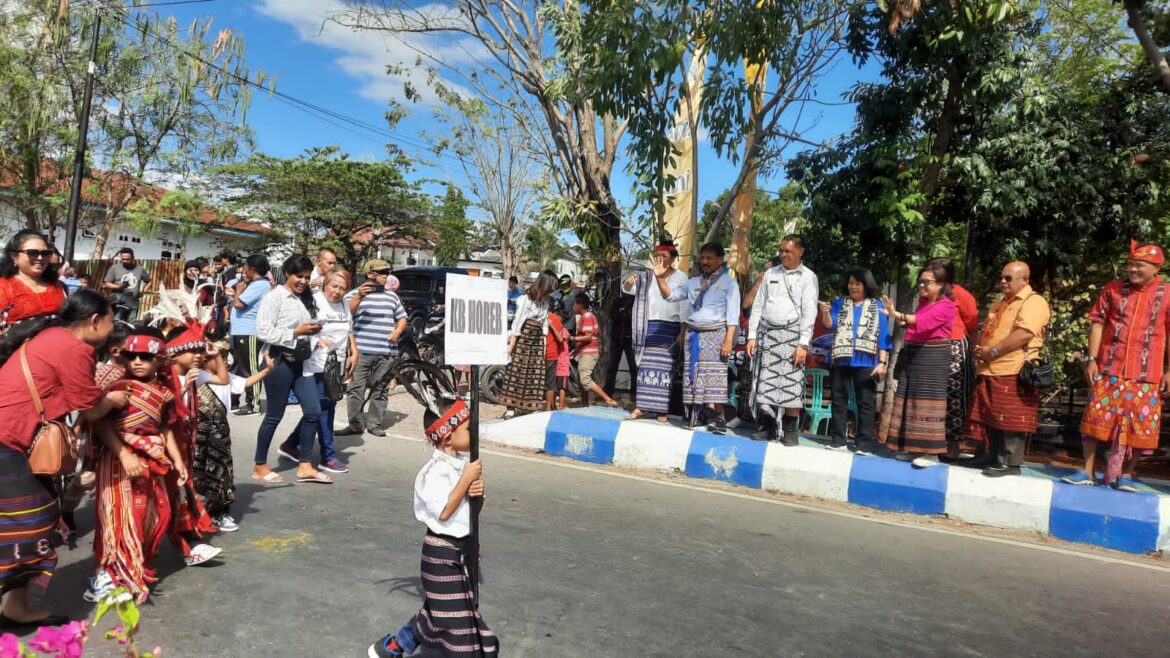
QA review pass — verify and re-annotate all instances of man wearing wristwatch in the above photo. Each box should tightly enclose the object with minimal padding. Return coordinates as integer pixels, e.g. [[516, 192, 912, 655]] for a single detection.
[[966, 262, 1050, 477], [1062, 240, 1170, 491], [746, 235, 819, 445]]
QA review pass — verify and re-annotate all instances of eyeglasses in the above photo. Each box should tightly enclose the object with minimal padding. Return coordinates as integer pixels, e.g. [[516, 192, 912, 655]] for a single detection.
[[1000, 275, 1014, 282], [917, 279, 938, 287], [372, 270, 391, 276], [16, 249, 53, 260], [122, 351, 157, 362]]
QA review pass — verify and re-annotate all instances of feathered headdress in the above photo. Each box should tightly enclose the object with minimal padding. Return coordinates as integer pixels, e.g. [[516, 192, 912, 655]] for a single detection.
[[143, 284, 212, 328], [392, 359, 466, 446]]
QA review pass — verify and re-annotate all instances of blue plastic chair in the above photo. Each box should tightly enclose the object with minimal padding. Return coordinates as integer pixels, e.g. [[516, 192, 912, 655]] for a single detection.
[[804, 368, 833, 435]]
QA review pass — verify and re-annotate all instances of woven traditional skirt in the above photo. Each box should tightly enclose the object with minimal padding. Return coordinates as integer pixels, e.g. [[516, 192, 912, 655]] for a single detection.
[[0, 446, 58, 597], [886, 340, 951, 455], [500, 318, 547, 412], [409, 532, 499, 657], [965, 374, 1040, 444], [683, 326, 729, 409], [635, 321, 680, 414], [946, 338, 976, 447], [195, 384, 236, 518], [750, 321, 806, 420]]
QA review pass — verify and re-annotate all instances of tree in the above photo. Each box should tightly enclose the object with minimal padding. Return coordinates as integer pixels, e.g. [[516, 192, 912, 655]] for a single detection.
[[698, 185, 805, 273], [0, 1, 260, 252], [431, 95, 539, 279], [1121, 0, 1170, 92], [331, 0, 627, 385], [557, 0, 852, 279], [211, 147, 431, 273], [523, 216, 568, 273], [435, 185, 471, 266]]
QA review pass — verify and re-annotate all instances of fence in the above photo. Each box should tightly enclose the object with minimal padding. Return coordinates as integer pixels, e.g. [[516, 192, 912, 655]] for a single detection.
[[72, 259, 187, 320]]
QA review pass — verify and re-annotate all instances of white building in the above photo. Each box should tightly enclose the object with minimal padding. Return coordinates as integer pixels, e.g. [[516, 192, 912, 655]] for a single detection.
[[0, 169, 267, 262]]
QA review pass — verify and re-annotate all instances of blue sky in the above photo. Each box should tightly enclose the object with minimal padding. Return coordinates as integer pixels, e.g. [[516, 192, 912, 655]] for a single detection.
[[154, 0, 878, 233]]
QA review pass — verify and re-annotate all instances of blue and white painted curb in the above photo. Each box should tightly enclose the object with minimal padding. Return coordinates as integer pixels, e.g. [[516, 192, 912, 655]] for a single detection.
[[484, 408, 1170, 555]]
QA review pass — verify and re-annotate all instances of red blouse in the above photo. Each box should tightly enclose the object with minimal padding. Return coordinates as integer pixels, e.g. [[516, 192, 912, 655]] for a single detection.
[[0, 276, 67, 325], [0, 327, 104, 451], [950, 284, 980, 341], [1090, 278, 1170, 384]]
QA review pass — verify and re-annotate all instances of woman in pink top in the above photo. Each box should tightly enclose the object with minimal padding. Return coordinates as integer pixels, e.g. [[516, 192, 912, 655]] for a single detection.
[[880, 261, 958, 467]]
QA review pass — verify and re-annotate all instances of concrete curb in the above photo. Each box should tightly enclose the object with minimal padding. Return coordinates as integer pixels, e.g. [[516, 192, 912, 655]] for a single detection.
[[484, 408, 1170, 555]]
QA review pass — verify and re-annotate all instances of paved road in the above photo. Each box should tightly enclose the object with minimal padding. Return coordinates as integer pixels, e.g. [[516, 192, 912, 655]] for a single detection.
[[41, 394, 1170, 657]]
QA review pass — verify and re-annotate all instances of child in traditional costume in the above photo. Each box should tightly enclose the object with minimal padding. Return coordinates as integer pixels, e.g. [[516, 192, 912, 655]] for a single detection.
[[90, 328, 190, 603], [368, 361, 498, 658], [193, 332, 274, 531]]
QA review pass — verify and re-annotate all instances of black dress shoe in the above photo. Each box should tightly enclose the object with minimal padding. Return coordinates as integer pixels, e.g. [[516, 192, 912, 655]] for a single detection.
[[982, 464, 1021, 478], [0, 612, 70, 630]]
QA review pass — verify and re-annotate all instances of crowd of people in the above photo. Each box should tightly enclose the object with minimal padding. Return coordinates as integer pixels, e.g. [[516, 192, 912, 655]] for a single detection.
[[0, 234, 498, 658], [499, 233, 1169, 492]]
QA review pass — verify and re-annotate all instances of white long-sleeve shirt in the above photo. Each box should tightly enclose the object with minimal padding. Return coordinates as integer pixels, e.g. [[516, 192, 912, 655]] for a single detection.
[[414, 449, 471, 538], [255, 286, 311, 349], [663, 271, 740, 328], [622, 269, 690, 323], [747, 264, 819, 344]]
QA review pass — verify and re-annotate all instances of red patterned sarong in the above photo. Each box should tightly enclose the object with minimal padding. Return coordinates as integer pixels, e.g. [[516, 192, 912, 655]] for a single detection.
[[1080, 375, 1162, 485], [964, 374, 1040, 445]]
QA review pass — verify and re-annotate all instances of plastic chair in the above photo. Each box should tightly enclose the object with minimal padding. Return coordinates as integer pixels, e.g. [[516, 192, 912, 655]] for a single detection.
[[804, 368, 833, 435]]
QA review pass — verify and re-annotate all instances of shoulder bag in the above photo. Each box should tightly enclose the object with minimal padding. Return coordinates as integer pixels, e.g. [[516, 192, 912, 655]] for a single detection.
[[1016, 295, 1055, 392], [323, 351, 347, 401], [19, 344, 80, 475]]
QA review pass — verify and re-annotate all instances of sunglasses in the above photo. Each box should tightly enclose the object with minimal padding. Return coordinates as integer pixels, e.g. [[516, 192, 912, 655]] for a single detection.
[[121, 351, 158, 362], [372, 269, 391, 276], [1000, 275, 1014, 282], [15, 249, 54, 260], [917, 279, 938, 287]]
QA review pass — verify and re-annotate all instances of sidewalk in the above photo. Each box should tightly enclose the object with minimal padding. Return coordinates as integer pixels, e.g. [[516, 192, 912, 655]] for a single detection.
[[484, 407, 1170, 555]]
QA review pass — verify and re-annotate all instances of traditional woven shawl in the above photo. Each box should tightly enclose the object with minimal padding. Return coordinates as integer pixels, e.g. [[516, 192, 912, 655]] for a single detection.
[[832, 298, 880, 361]]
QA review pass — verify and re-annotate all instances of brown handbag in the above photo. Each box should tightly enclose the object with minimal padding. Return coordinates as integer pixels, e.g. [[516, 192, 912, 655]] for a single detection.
[[19, 344, 80, 476]]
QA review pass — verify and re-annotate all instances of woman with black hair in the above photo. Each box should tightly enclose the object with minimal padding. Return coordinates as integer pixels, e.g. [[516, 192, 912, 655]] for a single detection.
[[254, 254, 330, 484], [881, 261, 958, 467], [499, 271, 560, 419], [0, 229, 66, 333], [0, 290, 128, 628], [818, 268, 893, 453]]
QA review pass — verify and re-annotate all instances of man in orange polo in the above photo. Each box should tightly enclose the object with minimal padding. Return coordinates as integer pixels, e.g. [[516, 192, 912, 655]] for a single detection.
[[1063, 240, 1170, 491], [966, 262, 1050, 477]]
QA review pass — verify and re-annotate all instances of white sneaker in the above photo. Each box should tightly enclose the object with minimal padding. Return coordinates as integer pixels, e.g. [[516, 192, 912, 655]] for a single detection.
[[216, 515, 240, 533], [83, 569, 115, 603], [185, 543, 223, 566], [912, 454, 941, 468]]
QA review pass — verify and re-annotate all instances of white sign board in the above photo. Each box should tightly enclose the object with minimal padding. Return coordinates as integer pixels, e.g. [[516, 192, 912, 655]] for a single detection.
[[444, 274, 509, 366]]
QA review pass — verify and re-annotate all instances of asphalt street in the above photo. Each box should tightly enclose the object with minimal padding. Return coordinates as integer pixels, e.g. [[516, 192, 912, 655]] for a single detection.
[[39, 392, 1170, 657]]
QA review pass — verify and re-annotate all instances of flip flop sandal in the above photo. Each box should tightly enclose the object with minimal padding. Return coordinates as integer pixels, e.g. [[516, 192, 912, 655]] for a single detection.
[[623, 411, 645, 421], [605, 401, 623, 409], [297, 472, 333, 485], [656, 415, 669, 423], [251, 471, 284, 484]]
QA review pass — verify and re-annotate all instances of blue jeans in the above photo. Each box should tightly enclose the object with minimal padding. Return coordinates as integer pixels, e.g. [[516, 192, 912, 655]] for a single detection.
[[282, 373, 337, 462], [255, 358, 321, 464]]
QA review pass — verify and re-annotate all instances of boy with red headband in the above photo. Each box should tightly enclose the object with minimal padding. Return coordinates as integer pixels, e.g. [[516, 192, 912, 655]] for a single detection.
[[368, 393, 498, 658], [1064, 240, 1170, 491]]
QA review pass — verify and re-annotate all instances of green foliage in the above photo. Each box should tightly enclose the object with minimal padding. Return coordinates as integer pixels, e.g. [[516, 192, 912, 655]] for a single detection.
[[211, 147, 430, 272], [698, 184, 804, 273], [435, 185, 471, 266]]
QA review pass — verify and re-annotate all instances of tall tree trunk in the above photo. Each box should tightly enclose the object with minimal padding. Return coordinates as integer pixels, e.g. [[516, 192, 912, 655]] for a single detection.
[[877, 61, 967, 445], [1125, 0, 1170, 93]]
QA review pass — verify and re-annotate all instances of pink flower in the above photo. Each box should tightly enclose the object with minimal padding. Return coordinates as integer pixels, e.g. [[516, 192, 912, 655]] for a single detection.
[[0, 633, 23, 658]]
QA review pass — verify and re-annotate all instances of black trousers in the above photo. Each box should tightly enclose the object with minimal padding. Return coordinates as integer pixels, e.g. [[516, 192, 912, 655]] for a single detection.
[[828, 365, 877, 447], [231, 335, 261, 410], [604, 325, 638, 397]]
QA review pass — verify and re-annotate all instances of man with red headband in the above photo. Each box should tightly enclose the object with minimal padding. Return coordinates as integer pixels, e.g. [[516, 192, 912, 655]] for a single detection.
[[1063, 240, 1170, 491], [623, 239, 689, 422]]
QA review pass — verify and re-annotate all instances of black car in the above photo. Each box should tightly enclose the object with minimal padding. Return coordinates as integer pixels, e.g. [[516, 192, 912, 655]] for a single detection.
[[393, 266, 469, 337]]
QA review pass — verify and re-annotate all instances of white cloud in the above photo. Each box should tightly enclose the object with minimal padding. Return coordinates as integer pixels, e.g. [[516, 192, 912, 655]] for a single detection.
[[255, 0, 484, 104]]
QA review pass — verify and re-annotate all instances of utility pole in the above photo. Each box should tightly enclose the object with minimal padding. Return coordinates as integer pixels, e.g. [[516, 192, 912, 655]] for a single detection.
[[63, 4, 104, 263]]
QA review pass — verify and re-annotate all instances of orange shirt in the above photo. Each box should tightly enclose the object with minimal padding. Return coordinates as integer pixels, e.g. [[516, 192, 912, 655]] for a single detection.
[[1090, 278, 1170, 384], [976, 286, 1050, 377]]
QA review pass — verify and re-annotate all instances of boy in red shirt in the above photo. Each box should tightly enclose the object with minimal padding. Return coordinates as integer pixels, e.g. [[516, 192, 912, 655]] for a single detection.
[[546, 300, 568, 410], [571, 293, 620, 408]]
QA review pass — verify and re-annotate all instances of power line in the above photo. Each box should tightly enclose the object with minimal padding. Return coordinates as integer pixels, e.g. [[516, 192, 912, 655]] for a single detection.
[[106, 4, 468, 165]]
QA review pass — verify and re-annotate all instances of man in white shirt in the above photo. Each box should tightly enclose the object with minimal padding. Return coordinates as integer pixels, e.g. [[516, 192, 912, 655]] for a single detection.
[[309, 247, 338, 291], [653, 242, 740, 433], [623, 240, 690, 421], [747, 235, 819, 445]]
